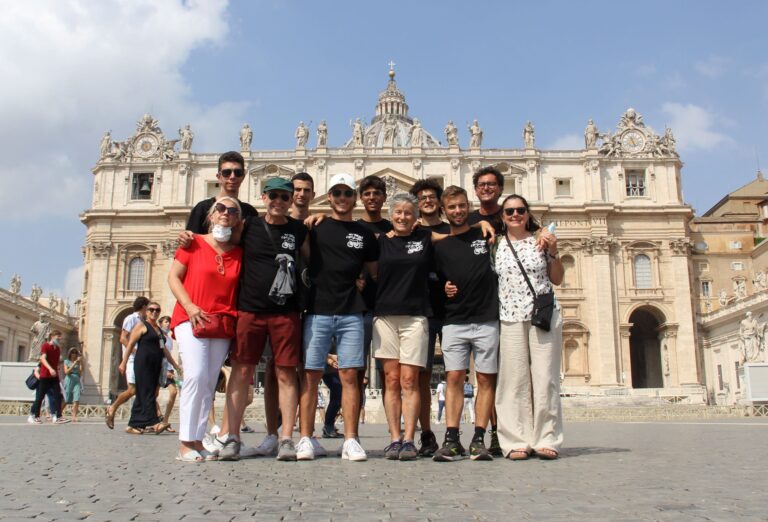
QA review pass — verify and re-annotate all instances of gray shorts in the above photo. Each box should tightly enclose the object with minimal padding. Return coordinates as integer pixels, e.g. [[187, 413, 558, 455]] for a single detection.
[[441, 321, 499, 374]]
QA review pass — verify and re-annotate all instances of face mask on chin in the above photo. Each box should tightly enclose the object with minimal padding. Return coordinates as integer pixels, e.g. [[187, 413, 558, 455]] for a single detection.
[[212, 224, 232, 242], [52, 338, 60, 346]]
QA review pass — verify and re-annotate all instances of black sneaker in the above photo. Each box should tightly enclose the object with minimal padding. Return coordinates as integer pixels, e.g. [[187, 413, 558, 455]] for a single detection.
[[322, 426, 343, 439], [384, 440, 402, 460], [432, 438, 467, 462], [469, 438, 493, 461], [399, 441, 418, 461], [418, 430, 439, 457], [489, 430, 503, 457]]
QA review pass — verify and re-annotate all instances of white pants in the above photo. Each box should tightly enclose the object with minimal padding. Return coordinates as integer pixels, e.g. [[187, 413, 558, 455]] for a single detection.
[[495, 309, 563, 455], [462, 397, 475, 423], [175, 321, 230, 442]]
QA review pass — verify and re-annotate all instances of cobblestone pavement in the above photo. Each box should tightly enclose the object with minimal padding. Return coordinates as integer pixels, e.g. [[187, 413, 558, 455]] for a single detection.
[[1, 416, 766, 521]]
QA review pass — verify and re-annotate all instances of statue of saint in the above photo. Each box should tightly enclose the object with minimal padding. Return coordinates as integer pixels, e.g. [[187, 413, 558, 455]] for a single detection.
[[100, 131, 112, 158], [383, 115, 396, 147], [444, 121, 459, 146], [585, 119, 598, 149], [29, 313, 51, 361], [754, 271, 767, 291], [240, 124, 253, 152], [718, 289, 729, 306], [740, 312, 760, 363], [734, 279, 747, 299], [662, 128, 677, 154], [111, 140, 129, 161], [179, 125, 194, 152], [468, 119, 483, 148], [10, 274, 21, 294], [409, 119, 423, 147], [30, 284, 42, 303], [352, 118, 365, 147], [48, 292, 59, 311], [295, 121, 309, 148], [316, 120, 328, 147], [523, 121, 535, 148]]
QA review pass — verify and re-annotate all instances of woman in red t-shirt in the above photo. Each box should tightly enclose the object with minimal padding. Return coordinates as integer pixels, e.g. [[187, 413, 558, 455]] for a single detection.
[[169, 196, 243, 462]]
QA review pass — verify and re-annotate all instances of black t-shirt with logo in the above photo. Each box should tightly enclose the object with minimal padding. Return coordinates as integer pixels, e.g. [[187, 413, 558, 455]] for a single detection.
[[374, 228, 433, 317], [238, 216, 307, 313], [308, 218, 379, 315], [434, 227, 499, 325], [420, 222, 450, 320], [356, 218, 394, 311], [186, 197, 258, 234], [467, 209, 502, 235]]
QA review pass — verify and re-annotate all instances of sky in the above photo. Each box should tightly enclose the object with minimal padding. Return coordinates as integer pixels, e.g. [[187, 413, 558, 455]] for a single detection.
[[1, 0, 767, 303]]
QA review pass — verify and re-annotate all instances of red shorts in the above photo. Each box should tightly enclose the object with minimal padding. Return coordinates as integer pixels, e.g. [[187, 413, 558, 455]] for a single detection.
[[233, 311, 301, 367]]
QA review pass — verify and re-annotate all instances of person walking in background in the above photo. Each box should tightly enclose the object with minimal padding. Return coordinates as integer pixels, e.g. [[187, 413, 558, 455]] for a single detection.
[[63, 348, 83, 422], [493, 194, 564, 461], [462, 376, 475, 424], [169, 196, 243, 462], [158, 315, 179, 433], [28, 330, 69, 425], [436, 379, 446, 423]]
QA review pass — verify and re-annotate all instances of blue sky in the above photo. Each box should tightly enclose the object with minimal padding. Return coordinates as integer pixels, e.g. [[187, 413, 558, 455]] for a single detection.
[[1, 0, 767, 302]]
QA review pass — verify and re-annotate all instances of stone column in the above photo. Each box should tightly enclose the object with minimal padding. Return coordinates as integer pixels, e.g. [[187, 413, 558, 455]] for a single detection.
[[82, 242, 113, 402], [619, 324, 633, 388], [668, 239, 700, 386]]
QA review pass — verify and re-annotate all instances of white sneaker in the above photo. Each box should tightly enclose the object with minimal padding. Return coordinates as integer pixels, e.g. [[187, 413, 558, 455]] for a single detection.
[[52, 416, 70, 424], [202, 434, 219, 455], [239, 444, 260, 459], [253, 434, 279, 456], [341, 438, 367, 461], [296, 436, 315, 461], [27, 415, 42, 425], [310, 436, 327, 457], [210, 424, 221, 436]]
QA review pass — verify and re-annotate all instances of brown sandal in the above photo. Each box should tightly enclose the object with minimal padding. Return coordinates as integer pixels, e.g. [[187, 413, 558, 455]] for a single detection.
[[125, 426, 144, 435], [535, 448, 559, 460], [507, 449, 531, 461], [154, 422, 170, 435], [105, 409, 114, 430]]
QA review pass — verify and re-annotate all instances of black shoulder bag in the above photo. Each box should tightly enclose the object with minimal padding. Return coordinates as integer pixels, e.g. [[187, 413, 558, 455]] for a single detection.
[[506, 235, 555, 332]]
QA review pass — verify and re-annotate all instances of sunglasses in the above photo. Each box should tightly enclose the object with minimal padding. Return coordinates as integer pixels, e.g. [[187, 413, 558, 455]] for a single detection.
[[267, 191, 291, 202], [330, 189, 355, 198], [147, 307, 161, 313], [504, 207, 528, 216], [214, 202, 240, 215], [215, 254, 225, 275], [219, 168, 244, 178]]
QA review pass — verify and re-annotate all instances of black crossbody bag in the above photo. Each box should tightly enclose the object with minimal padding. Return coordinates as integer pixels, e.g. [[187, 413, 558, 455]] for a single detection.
[[506, 235, 555, 332]]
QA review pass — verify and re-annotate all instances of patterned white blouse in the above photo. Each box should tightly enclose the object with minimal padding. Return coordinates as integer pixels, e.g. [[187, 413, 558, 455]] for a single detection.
[[495, 235, 555, 322]]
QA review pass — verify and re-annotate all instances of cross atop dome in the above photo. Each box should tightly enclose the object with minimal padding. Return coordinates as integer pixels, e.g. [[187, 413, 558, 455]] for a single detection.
[[388, 60, 396, 79]]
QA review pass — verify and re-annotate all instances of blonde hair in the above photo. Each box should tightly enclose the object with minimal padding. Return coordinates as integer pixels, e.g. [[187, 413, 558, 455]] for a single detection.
[[206, 196, 243, 231]]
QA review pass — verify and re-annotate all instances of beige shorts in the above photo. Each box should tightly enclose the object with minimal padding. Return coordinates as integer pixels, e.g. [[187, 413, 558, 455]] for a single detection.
[[373, 315, 429, 367]]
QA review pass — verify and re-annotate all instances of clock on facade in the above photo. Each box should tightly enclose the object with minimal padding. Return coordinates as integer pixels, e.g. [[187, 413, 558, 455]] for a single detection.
[[620, 130, 645, 154], [134, 134, 159, 158]]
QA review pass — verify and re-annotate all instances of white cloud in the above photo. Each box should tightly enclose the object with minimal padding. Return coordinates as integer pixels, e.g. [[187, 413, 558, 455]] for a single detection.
[[63, 266, 84, 303], [661, 103, 734, 151], [0, 0, 244, 220], [550, 134, 583, 150], [695, 55, 728, 78]]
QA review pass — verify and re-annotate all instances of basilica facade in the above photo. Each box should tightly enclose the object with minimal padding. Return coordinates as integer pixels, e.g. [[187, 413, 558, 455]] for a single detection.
[[77, 69, 703, 403]]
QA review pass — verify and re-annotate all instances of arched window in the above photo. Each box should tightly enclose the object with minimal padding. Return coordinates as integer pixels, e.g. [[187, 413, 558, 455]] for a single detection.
[[634, 254, 652, 289], [561, 255, 575, 288], [127, 257, 145, 291]]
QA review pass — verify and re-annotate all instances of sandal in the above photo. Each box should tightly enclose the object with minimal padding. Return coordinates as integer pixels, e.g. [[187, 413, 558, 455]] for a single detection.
[[176, 449, 204, 463], [125, 426, 144, 435], [105, 409, 114, 430], [507, 449, 531, 461], [154, 422, 170, 435], [166, 424, 176, 433], [535, 448, 559, 460]]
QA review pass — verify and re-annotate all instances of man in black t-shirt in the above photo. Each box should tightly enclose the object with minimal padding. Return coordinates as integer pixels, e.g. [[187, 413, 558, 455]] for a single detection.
[[214, 177, 309, 461], [297, 173, 379, 462], [466, 166, 504, 232], [179, 151, 258, 239], [356, 175, 393, 394], [432, 185, 499, 462]]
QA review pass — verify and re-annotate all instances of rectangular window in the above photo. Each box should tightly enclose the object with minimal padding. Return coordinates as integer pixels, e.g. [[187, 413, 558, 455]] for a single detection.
[[731, 261, 744, 271], [701, 281, 711, 297], [735, 362, 741, 389], [625, 169, 646, 197], [555, 178, 572, 196], [717, 364, 723, 391], [131, 173, 154, 200], [728, 241, 742, 250], [698, 262, 709, 272]]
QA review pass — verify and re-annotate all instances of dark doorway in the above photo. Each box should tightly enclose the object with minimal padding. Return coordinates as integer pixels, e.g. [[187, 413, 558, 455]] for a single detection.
[[112, 308, 134, 394], [628, 308, 664, 388]]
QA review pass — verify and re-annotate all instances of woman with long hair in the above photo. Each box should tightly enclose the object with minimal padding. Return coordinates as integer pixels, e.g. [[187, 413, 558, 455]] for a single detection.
[[63, 348, 83, 422], [169, 196, 243, 462], [493, 194, 564, 460]]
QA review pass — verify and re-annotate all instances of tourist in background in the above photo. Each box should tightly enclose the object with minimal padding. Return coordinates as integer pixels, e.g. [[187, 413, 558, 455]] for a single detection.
[[158, 315, 179, 433], [493, 194, 564, 460], [169, 196, 243, 462], [28, 330, 68, 425], [63, 347, 83, 422]]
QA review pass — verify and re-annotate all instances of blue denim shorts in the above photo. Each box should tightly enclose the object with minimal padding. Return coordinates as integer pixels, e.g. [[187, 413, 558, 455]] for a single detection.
[[303, 314, 365, 370]]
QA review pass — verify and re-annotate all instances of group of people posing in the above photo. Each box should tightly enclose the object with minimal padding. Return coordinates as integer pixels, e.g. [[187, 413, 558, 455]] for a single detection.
[[123, 150, 565, 463]]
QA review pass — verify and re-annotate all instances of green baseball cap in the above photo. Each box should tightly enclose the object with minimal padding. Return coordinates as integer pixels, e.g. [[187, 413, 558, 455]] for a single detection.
[[263, 177, 294, 193]]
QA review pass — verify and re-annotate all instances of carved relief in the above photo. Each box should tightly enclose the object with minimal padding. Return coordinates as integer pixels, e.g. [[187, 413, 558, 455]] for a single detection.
[[669, 238, 691, 256], [161, 240, 178, 259], [90, 242, 112, 258], [582, 236, 616, 255]]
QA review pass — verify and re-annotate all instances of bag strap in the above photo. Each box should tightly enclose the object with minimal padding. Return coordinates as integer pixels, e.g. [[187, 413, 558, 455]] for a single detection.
[[505, 235, 538, 299]]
